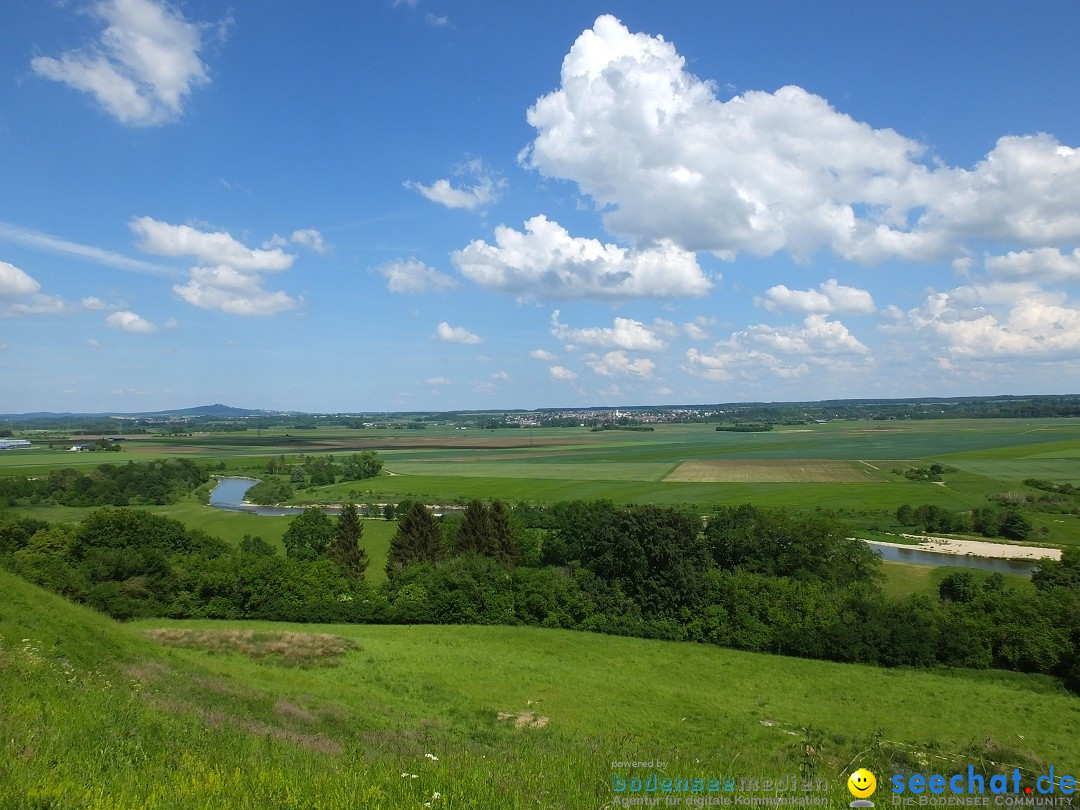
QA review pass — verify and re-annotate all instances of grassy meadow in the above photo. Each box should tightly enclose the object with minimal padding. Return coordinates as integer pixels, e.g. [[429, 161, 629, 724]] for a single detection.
[[2, 568, 1078, 808]]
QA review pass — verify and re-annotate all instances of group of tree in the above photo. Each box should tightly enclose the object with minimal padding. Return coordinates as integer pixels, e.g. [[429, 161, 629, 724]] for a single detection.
[[3, 495, 1079, 693], [899, 463, 947, 482], [0, 458, 208, 508], [281, 504, 368, 578], [896, 503, 1033, 540], [251, 453, 386, 498], [0, 504, 376, 622], [248, 452, 384, 503]]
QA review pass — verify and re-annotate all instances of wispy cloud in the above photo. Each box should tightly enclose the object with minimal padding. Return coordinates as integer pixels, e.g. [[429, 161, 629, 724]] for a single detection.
[[0, 221, 178, 276]]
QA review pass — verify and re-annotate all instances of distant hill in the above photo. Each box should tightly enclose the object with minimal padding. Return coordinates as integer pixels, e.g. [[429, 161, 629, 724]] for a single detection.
[[163, 404, 264, 418], [0, 404, 266, 420]]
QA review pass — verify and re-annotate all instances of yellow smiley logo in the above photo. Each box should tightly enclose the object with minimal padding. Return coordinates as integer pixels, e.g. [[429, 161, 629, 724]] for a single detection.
[[847, 768, 877, 799]]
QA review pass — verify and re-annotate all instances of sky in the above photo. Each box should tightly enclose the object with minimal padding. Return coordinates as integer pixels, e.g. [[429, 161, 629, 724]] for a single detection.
[[3, 0, 1080, 414]]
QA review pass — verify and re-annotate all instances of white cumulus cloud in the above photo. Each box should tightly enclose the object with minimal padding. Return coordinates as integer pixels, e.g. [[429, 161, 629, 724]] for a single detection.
[[106, 310, 157, 333], [452, 215, 709, 301], [435, 321, 482, 345], [378, 258, 457, 294], [683, 317, 715, 341], [584, 351, 655, 379], [985, 248, 1080, 282], [523, 15, 1080, 265], [131, 217, 299, 316], [550, 310, 667, 351], [31, 0, 221, 126], [172, 265, 295, 316], [758, 279, 876, 315], [549, 365, 578, 381], [405, 159, 504, 211], [530, 348, 558, 361], [686, 315, 868, 381], [0, 261, 42, 297], [290, 229, 326, 254], [132, 217, 293, 271], [897, 283, 1080, 358]]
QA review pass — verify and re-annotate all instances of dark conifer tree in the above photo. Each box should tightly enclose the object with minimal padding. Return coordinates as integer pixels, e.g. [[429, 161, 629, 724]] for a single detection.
[[455, 499, 496, 556], [489, 499, 519, 569], [386, 501, 442, 577], [329, 502, 368, 578]]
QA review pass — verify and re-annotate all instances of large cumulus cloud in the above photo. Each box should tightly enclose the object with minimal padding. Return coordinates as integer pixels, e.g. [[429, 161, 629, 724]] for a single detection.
[[522, 15, 1080, 265]]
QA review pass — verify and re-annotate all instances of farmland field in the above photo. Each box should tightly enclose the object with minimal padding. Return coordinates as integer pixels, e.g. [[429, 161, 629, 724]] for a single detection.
[[5, 417, 1080, 545], [664, 459, 889, 482]]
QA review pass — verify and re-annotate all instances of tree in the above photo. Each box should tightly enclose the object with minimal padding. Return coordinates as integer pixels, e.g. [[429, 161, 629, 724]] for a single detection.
[[705, 505, 880, 586], [545, 500, 620, 567], [239, 534, 276, 556], [382, 502, 396, 521], [938, 571, 978, 603], [582, 504, 709, 618], [489, 499, 519, 569], [999, 507, 1032, 540], [386, 502, 442, 577], [282, 508, 335, 561], [1033, 547, 1080, 593], [895, 504, 915, 526], [329, 503, 368, 578], [455, 499, 496, 556], [307, 456, 337, 486], [341, 451, 383, 481]]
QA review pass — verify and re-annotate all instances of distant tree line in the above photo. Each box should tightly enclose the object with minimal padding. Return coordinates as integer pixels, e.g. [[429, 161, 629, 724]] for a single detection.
[[0, 459, 208, 507], [3, 496, 1078, 693]]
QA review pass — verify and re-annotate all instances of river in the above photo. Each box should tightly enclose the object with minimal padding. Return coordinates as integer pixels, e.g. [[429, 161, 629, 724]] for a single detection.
[[864, 540, 1036, 575], [208, 476, 342, 517], [208, 477, 1038, 574]]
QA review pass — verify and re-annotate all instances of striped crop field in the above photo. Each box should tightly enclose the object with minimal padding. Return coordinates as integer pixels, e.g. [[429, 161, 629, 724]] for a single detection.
[[664, 459, 890, 483]]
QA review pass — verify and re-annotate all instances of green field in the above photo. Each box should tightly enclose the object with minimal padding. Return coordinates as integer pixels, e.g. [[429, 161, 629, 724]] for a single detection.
[[7, 417, 1080, 547], [2, 569, 1078, 808]]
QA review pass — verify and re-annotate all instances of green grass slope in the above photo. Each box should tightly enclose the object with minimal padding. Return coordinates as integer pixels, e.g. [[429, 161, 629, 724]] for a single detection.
[[2, 568, 1079, 808]]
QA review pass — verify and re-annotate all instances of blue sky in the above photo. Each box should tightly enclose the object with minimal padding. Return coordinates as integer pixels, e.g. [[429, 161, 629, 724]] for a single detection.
[[3, 0, 1080, 413]]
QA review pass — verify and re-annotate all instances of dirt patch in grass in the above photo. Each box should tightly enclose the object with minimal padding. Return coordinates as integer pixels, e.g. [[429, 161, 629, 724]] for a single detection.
[[144, 628, 358, 668], [274, 697, 320, 725], [497, 711, 549, 729], [664, 459, 887, 483], [125, 660, 171, 682], [146, 694, 342, 755]]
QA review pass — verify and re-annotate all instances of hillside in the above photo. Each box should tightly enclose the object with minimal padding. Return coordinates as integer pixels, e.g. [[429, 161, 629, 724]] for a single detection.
[[2, 568, 1078, 808]]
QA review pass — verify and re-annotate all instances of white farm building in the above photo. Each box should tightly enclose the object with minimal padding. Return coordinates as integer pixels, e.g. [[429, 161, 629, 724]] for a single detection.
[[0, 439, 31, 450]]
